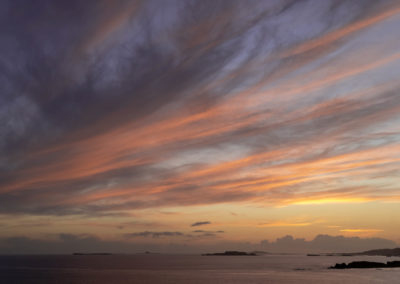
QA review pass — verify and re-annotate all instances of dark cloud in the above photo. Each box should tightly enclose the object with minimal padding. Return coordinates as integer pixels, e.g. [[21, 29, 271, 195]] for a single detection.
[[191, 221, 211, 227], [123, 229, 226, 240], [1, 234, 114, 255], [191, 230, 225, 238], [193, 230, 224, 233], [125, 231, 184, 238]]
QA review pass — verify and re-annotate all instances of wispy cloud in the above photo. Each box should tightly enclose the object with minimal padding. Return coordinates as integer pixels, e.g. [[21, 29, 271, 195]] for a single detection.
[[0, 0, 399, 247], [258, 222, 313, 228]]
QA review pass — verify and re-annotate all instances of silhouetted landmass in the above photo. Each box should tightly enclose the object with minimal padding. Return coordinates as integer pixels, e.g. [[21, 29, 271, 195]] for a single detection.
[[359, 248, 400, 256], [73, 253, 112, 255], [308, 247, 400, 257], [330, 261, 400, 269], [202, 251, 256, 256]]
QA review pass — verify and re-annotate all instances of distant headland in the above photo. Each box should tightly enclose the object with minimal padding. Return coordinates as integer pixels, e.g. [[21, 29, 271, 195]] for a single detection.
[[327, 248, 400, 269], [308, 247, 400, 257], [357, 247, 400, 257], [330, 261, 400, 269]]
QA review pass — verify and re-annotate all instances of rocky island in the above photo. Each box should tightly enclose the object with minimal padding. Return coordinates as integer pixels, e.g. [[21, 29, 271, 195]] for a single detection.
[[330, 261, 400, 269]]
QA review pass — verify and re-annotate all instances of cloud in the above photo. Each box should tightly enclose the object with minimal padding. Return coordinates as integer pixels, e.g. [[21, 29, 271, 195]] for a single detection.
[[0, 233, 396, 254], [260, 234, 397, 253], [340, 229, 384, 233], [339, 229, 385, 237], [125, 231, 184, 238], [258, 221, 312, 227], [124, 229, 225, 239], [193, 230, 224, 233], [0, 0, 400, 220], [191, 221, 211, 227], [0, 234, 118, 255]]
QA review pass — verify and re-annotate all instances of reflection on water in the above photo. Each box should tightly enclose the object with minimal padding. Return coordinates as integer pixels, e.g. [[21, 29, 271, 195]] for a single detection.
[[1, 254, 400, 283]]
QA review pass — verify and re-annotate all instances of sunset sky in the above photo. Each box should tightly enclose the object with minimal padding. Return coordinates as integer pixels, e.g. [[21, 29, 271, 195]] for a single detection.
[[1, 0, 400, 254]]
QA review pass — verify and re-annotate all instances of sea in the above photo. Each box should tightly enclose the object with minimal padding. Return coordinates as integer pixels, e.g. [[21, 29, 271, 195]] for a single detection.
[[1, 254, 400, 283]]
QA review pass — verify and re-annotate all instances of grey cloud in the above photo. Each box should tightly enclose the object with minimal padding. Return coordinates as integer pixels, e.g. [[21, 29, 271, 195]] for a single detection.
[[193, 230, 224, 233], [0, 0, 259, 158], [0, 233, 227, 254], [1, 0, 380, 158], [124, 229, 225, 240], [260, 234, 397, 253], [196, 233, 217, 237], [2, 234, 108, 255], [125, 231, 184, 238], [191, 221, 211, 227]]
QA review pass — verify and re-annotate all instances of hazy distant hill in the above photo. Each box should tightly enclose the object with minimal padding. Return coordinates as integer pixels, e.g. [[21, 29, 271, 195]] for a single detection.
[[359, 247, 400, 256], [308, 247, 400, 257]]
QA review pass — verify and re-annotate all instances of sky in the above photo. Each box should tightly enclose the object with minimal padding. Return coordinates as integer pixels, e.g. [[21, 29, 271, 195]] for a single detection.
[[1, 0, 400, 254]]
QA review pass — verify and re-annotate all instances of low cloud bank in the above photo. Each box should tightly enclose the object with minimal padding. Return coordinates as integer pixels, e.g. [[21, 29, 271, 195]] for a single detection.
[[0, 233, 396, 254], [260, 234, 397, 253]]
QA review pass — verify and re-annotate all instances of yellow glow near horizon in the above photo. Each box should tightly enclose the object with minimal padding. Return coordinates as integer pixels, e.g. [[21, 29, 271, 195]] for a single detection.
[[291, 197, 372, 205]]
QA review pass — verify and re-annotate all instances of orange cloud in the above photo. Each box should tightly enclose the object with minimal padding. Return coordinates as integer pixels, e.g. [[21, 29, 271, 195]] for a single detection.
[[258, 221, 312, 227], [340, 229, 384, 233]]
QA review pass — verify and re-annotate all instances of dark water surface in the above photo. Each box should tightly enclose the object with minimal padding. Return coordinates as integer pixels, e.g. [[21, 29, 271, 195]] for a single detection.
[[1, 254, 400, 283]]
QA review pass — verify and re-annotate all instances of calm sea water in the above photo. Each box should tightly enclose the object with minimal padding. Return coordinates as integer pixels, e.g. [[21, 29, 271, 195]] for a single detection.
[[1, 254, 400, 283]]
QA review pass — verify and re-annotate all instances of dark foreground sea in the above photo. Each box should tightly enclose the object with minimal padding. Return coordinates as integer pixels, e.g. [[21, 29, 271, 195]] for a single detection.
[[1, 254, 400, 283]]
